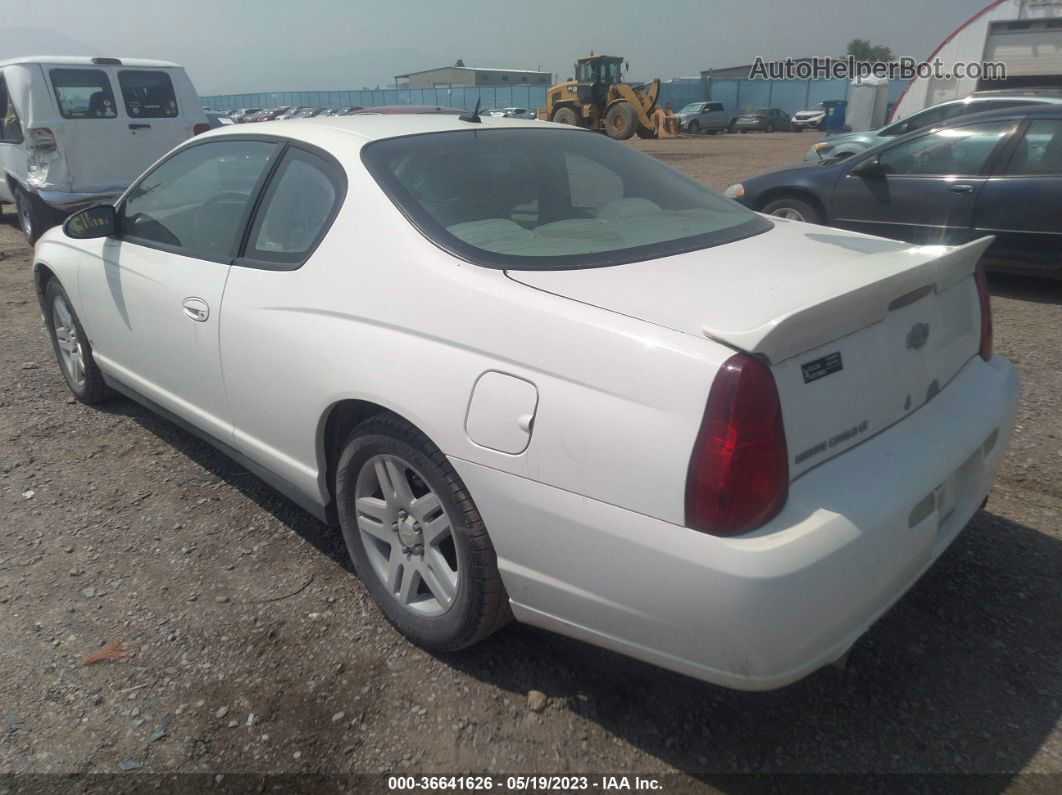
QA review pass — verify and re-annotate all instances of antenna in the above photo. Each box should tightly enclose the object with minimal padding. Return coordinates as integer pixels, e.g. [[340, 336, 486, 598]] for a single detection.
[[459, 98, 482, 124]]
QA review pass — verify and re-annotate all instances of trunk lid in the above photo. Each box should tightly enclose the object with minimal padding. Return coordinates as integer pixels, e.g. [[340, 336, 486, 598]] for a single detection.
[[507, 221, 991, 477]]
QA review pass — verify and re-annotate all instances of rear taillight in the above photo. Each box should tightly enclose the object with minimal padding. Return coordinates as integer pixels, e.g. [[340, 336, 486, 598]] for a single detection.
[[686, 353, 789, 536], [27, 128, 57, 152], [193, 123, 210, 135], [974, 267, 992, 361]]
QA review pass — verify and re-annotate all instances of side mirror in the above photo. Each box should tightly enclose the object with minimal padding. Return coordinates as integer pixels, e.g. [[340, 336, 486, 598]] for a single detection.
[[63, 204, 117, 239], [848, 155, 885, 178]]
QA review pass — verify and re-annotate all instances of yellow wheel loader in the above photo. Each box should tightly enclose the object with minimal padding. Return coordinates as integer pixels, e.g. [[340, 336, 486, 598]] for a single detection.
[[538, 53, 663, 140]]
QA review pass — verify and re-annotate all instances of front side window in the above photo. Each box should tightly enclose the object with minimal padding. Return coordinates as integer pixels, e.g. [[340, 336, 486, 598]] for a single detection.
[[120, 139, 280, 260], [50, 69, 117, 119], [0, 75, 23, 143], [117, 70, 178, 118], [362, 128, 769, 270], [1004, 119, 1062, 175], [244, 147, 344, 265], [877, 121, 1013, 176]]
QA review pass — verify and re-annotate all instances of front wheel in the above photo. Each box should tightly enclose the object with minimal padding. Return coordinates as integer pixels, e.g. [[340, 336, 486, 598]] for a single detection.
[[686, 120, 700, 135], [335, 414, 511, 651], [551, 106, 581, 127], [762, 196, 823, 224], [44, 279, 113, 403], [604, 101, 637, 140]]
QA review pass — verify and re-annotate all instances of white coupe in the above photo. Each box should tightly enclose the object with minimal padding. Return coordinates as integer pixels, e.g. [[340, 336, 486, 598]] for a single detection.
[[33, 113, 1018, 690]]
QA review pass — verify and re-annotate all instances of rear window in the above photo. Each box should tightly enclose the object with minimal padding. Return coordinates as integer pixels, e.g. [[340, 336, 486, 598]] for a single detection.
[[361, 128, 769, 270], [117, 70, 178, 118], [50, 69, 117, 119]]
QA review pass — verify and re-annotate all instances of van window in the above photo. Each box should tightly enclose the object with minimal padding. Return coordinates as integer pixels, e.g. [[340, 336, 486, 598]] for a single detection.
[[117, 70, 179, 118], [707, 103, 724, 112], [0, 75, 24, 143], [50, 69, 118, 119]]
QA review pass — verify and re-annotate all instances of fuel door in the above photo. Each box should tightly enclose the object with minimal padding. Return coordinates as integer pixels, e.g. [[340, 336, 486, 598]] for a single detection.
[[465, 371, 539, 455]]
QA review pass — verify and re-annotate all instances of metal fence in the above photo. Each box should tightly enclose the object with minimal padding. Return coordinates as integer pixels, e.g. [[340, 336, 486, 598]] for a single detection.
[[200, 77, 905, 117]]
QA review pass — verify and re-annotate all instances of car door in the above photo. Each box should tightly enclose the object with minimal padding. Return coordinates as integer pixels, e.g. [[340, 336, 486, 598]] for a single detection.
[[704, 102, 724, 130], [829, 119, 1016, 243], [218, 144, 346, 494], [76, 137, 282, 440], [972, 116, 1062, 271]]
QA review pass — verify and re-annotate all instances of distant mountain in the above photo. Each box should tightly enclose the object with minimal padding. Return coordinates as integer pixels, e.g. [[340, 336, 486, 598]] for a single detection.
[[0, 26, 97, 59]]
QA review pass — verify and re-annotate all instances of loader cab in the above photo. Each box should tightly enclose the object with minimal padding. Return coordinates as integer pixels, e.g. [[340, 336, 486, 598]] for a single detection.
[[575, 55, 625, 106]]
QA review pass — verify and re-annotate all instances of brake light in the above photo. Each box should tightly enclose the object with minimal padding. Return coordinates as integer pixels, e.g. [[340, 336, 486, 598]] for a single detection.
[[686, 353, 789, 536], [974, 267, 992, 361], [27, 128, 57, 152], [193, 123, 210, 136]]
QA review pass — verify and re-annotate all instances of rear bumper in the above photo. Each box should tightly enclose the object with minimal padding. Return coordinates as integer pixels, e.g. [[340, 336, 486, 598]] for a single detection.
[[37, 188, 125, 212], [452, 354, 1018, 690]]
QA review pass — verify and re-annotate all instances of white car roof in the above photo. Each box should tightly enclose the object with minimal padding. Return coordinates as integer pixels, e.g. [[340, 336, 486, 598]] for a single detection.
[[0, 55, 182, 68], [202, 114, 555, 148]]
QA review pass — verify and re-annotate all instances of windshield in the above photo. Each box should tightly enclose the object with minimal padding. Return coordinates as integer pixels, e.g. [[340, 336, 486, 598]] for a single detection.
[[679, 103, 704, 113], [755, 108, 770, 114], [361, 129, 769, 270]]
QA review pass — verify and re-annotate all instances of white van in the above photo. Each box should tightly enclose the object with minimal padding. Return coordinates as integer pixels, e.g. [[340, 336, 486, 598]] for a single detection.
[[0, 56, 207, 243]]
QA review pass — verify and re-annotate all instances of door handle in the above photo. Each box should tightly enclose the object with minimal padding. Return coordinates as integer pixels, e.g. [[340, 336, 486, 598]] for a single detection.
[[128, 123, 151, 130], [182, 297, 209, 322], [948, 184, 975, 194]]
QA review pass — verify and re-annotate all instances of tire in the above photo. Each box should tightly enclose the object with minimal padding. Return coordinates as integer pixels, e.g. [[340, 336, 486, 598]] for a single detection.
[[14, 185, 62, 246], [43, 279, 113, 404], [686, 120, 700, 135], [603, 101, 637, 140], [335, 414, 511, 651], [761, 196, 823, 224], [635, 125, 657, 139], [551, 106, 581, 127], [728, 119, 738, 134]]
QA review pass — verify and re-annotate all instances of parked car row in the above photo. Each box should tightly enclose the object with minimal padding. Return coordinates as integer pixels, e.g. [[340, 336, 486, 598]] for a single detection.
[[674, 102, 818, 135], [728, 103, 1062, 277]]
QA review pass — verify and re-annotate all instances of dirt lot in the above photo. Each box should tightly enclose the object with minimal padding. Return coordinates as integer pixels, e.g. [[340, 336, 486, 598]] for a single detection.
[[1, 131, 1060, 790]]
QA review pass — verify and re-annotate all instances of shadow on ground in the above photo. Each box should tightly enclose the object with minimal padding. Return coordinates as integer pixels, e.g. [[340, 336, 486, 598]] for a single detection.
[[100, 396, 1061, 787]]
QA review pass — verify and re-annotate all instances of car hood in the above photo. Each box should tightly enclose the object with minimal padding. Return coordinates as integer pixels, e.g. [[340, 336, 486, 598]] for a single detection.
[[819, 129, 880, 148], [506, 221, 988, 363]]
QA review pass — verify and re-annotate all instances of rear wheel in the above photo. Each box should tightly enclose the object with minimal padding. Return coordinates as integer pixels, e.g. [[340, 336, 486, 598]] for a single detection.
[[551, 106, 582, 127], [728, 118, 738, 133], [762, 196, 823, 224], [335, 414, 511, 651], [14, 185, 62, 246], [686, 120, 700, 135], [604, 102, 637, 140]]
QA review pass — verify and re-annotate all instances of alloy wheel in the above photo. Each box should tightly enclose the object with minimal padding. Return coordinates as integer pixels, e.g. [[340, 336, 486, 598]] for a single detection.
[[354, 453, 459, 617], [52, 295, 86, 389], [770, 207, 806, 221]]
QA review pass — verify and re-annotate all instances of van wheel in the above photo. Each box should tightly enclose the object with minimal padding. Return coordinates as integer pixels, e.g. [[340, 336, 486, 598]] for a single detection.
[[335, 414, 511, 651], [14, 186, 61, 246]]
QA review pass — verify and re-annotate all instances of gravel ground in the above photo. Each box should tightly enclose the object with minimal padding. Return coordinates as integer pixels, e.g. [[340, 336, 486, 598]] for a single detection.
[[0, 130, 1059, 790]]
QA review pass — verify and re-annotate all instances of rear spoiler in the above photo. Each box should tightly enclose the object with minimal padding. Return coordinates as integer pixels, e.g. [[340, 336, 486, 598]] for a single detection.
[[701, 236, 994, 364]]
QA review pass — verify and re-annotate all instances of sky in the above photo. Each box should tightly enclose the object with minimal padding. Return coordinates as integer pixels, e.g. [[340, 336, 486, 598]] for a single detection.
[[0, 0, 998, 96]]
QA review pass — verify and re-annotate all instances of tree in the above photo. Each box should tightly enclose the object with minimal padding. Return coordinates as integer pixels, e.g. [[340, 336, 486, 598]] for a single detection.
[[455, 59, 465, 67], [845, 38, 894, 62]]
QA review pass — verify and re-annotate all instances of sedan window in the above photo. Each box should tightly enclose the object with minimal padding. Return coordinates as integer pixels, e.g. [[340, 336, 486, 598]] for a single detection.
[[877, 121, 1013, 176], [244, 147, 344, 266], [121, 139, 280, 260], [362, 128, 768, 270], [1004, 119, 1062, 175]]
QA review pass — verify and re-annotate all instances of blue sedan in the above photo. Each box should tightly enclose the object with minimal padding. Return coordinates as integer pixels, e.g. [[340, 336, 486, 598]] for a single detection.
[[726, 106, 1062, 277]]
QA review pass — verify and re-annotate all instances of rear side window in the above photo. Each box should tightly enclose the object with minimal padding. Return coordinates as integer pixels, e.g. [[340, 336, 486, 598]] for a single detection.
[[50, 69, 117, 119], [243, 147, 345, 267], [117, 70, 178, 118], [0, 75, 24, 143], [707, 103, 724, 112]]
